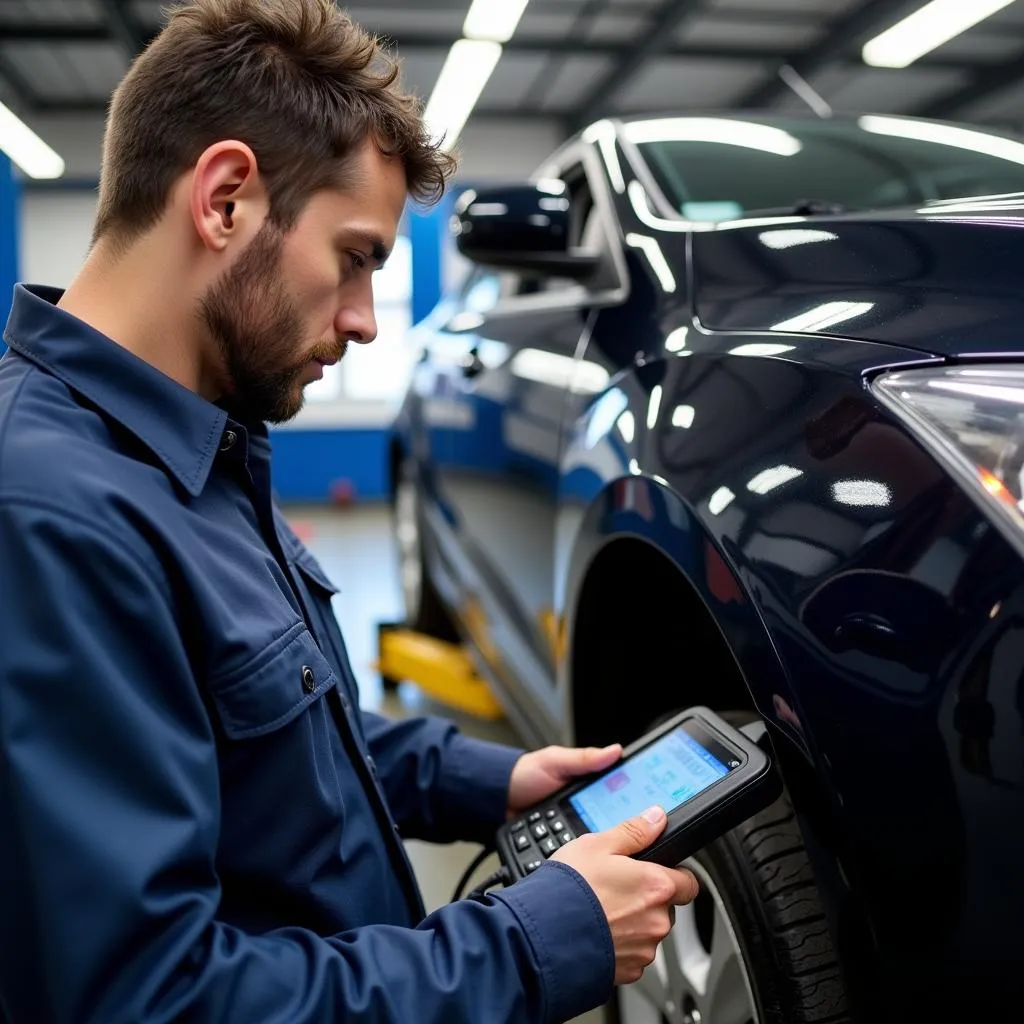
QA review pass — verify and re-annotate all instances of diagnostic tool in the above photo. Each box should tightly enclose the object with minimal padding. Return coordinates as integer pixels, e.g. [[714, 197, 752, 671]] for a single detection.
[[496, 707, 780, 880]]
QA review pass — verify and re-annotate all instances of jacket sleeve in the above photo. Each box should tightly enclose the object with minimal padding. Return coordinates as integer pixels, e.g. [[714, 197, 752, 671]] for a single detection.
[[360, 709, 525, 844], [0, 499, 613, 1024]]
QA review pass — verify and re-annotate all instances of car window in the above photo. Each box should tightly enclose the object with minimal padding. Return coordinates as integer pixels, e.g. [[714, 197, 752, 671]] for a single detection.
[[630, 116, 1024, 220]]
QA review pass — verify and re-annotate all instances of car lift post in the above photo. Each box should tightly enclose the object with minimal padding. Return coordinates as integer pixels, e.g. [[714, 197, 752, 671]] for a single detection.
[[375, 622, 504, 721]]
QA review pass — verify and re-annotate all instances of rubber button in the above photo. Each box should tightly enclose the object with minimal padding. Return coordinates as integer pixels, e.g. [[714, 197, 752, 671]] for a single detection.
[[301, 666, 316, 693]]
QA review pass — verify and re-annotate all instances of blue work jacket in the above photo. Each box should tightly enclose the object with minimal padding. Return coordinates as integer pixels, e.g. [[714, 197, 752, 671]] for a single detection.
[[0, 285, 614, 1023]]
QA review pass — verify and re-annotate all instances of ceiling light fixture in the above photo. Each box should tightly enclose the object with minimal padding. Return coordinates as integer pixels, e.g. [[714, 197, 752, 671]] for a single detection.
[[423, 0, 531, 151], [0, 101, 64, 179], [862, 0, 1015, 69], [464, 0, 530, 42], [423, 38, 503, 152]]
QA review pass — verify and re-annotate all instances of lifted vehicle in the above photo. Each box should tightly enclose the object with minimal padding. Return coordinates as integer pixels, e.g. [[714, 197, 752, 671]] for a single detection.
[[390, 112, 1024, 1023]]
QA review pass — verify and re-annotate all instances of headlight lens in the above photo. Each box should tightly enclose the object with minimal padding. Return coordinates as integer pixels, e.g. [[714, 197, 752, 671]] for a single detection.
[[872, 364, 1024, 553]]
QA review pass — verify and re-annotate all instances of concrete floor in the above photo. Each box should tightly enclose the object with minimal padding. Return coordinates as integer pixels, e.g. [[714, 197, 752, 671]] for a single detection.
[[284, 502, 603, 1024]]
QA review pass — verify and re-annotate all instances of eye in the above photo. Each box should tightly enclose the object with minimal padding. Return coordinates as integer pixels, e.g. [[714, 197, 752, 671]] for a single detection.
[[349, 252, 367, 272]]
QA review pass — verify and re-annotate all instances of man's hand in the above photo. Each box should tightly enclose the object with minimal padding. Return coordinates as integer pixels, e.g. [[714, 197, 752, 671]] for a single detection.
[[552, 806, 699, 985], [507, 744, 623, 816]]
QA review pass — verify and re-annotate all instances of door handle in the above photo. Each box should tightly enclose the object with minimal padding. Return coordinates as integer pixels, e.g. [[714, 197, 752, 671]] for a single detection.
[[462, 350, 484, 379]]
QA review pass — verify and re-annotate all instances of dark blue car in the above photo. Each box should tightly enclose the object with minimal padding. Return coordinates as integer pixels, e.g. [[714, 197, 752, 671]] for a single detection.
[[389, 113, 1024, 1023]]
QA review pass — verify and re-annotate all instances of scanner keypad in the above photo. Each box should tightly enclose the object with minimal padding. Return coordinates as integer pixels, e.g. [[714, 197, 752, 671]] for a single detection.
[[509, 805, 574, 873]]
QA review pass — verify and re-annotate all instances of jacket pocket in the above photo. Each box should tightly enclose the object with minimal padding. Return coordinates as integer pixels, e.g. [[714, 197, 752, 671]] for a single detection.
[[208, 621, 338, 740], [292, 548, 340, 597]]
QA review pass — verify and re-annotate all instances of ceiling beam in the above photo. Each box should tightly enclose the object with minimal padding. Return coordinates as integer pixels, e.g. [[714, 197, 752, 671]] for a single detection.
[[735, 0, 917, 109], [0, 23, 993, 72], [914, 51, 1024, 120], [0, 24, 844, 61], [32, 99, 564, 121], [100, 0, 148, 59], [0, 52, 40, 112], [567, 0, 709, 131]]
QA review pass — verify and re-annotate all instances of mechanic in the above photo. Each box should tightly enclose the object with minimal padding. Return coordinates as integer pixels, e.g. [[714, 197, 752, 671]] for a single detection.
[[0, 2, 699, 1022]]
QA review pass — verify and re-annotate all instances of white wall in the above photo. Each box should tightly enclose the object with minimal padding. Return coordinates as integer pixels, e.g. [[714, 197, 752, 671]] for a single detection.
[[20, 191, 97, 288], [455, 118, 565, 181]]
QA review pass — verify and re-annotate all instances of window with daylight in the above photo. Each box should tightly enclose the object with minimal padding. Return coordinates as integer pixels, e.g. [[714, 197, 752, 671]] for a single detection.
[[303, 233, 415, 406]]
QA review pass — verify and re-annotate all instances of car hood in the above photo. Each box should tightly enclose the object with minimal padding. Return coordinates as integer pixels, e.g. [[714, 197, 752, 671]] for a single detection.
[[691, 201, 1024, 358]]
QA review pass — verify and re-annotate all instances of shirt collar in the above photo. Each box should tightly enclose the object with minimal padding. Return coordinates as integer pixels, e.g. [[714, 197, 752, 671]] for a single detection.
[[3, 283, 230, 497]]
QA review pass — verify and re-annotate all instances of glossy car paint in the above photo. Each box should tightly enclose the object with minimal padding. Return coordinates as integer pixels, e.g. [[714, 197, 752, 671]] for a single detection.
[[391, 129, 1024, 1020]]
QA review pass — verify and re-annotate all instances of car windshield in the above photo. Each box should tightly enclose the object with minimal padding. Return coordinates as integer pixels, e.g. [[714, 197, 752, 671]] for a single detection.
[[627, 115, 1024, 222]]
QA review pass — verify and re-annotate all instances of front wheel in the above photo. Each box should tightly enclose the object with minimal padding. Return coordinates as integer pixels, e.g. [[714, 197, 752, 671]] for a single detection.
[[613, 791, 851, 1024]]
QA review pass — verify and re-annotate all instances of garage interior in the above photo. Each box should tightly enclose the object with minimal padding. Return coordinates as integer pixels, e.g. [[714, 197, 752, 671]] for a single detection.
[[3, 1, 1024, 1022]]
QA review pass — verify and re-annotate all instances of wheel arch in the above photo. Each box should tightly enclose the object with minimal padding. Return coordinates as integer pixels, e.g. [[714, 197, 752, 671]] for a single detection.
[[562, 477, 796, 755]]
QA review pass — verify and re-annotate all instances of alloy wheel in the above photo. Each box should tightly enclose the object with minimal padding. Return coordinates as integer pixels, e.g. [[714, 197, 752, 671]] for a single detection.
[[617, 857, 759, 1024]]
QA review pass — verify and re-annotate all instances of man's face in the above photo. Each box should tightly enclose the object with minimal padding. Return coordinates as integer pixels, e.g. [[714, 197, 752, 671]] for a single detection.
[[200, 140, 407, 423]]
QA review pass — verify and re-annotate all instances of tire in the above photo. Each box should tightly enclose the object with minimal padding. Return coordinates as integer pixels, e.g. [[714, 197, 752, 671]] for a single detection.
[[610, 718, 851, 1024], [391, 457, 458, 644]]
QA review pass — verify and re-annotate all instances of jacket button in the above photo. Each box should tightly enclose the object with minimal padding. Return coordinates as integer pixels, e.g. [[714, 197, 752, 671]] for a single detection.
[[219, 429, 238, 452], [301, 666, 316, 693]]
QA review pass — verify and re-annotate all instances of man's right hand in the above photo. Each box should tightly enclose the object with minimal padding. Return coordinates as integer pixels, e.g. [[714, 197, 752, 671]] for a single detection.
[[551, 805, 699, 985]]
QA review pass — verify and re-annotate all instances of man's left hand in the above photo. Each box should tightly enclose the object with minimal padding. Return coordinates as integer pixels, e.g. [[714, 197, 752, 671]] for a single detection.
[[507, 744, 623, 816]]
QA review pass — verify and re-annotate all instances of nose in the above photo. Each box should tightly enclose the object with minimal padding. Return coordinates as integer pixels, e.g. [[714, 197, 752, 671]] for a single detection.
[[335, 288, 377, 346]]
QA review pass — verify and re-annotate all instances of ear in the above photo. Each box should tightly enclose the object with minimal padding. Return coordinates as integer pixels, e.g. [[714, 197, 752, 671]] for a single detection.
[[189, 140, 267, 252]]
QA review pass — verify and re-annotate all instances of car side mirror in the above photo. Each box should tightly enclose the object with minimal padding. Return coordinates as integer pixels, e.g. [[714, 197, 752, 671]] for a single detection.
[[451, 182, 600, 282]]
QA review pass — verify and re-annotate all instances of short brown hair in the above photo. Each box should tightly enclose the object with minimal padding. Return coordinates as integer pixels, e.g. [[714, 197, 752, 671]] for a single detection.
[[93, 0, 457, 247]]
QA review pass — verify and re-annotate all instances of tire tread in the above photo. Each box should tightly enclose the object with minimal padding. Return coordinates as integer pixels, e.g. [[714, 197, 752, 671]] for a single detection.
[[737, 799, 852, 1023]]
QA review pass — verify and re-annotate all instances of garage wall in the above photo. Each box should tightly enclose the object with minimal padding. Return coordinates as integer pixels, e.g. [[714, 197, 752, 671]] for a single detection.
[[20, 191, 96, 287]]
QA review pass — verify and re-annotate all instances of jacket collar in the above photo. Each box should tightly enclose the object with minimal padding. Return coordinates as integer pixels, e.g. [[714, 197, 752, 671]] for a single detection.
[[4, 283, 230, 497]]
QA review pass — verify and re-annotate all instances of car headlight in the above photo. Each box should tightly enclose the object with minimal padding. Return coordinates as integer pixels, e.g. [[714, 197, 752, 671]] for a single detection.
[[872, 364, 1024, 556]]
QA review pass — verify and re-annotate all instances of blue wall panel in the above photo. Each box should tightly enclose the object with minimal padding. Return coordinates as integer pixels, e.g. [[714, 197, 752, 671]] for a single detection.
[[0, 155, 19, 353], [408, 200, 446, 325], [270, 428, 389, 502]]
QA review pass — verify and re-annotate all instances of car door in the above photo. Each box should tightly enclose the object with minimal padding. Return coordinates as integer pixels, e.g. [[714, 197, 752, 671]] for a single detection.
[[434, 155, 621, 738]]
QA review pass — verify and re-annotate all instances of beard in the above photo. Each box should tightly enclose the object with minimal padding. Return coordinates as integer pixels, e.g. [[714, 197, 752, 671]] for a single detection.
[[199, 222, 346, 424]]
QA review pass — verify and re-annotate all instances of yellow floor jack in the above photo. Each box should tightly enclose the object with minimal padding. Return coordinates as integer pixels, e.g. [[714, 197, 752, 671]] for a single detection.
[[375, 622, 505, 721]]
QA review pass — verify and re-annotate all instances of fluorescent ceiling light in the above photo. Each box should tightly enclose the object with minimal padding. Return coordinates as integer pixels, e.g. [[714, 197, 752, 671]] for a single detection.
[[423, 39, 502, 151], [0, 100, 63, 179], [464, 0, 529, 42], [860, 115, 1024, 167], [863, 0, 1015, 69], [623, 118, 802, 157], [770, 301, 874, 334]]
